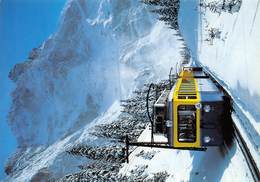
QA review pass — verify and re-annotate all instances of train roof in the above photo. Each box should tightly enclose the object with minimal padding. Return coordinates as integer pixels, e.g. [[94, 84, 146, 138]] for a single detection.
[[197, 78, 219, 92], [197, 78, 224, 102]]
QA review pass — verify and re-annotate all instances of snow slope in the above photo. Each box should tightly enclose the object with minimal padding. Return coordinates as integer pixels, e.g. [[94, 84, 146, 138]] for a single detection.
[[4, 101, 121, 181], [120, 127, 253, 181], [198, 0, 260, 168], [198, 0, 260, 137]]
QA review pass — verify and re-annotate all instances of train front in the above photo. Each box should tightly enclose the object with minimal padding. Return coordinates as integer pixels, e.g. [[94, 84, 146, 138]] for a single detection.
[[154, 67, 226, 149]]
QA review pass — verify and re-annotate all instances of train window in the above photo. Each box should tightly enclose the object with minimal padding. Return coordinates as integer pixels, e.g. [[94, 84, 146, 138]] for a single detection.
[[178, 96, 197, 99], [155, 116, 163, 133], [177, 105, 196, 143], [155, 107, 164, 114]]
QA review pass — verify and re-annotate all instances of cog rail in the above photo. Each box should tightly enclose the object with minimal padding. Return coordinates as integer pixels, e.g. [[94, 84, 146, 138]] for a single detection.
[[233, 121, 260, 182]]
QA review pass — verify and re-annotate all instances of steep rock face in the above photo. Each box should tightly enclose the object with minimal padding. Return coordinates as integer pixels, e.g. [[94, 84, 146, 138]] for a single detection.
[[8, 0, 181, 148]]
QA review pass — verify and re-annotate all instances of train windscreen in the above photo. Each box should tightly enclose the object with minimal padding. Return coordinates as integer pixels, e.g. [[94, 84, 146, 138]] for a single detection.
[[177, 105, 196, 142]]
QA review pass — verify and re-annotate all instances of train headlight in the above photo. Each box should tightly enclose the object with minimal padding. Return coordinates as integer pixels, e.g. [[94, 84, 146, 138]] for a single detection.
[[195, 103, 202, 109], [204, 105, 211, 112], [204, 136, 211, 143], [166, 120, 172, 127]]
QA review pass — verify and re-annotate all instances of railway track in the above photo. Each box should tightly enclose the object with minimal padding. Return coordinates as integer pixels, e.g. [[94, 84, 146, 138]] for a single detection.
[[233, 120, 260, 182], [199, 63, 260, 182]]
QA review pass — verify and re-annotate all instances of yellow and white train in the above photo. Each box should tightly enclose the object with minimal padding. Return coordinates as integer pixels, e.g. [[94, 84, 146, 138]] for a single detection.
[[154, 67, 229, 149]]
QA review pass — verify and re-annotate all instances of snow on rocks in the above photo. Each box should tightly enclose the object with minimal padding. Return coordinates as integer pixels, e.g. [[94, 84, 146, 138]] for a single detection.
[[67, 145, 125, 163], [200, 0, 242, 15], [135, 150, 159, 160], [57, 83, 170, 181]]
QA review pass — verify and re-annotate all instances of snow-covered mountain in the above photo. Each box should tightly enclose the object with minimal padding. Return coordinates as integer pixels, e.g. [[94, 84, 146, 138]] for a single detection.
[[5, 0, 182, 181], [8, 0, 181, 147]]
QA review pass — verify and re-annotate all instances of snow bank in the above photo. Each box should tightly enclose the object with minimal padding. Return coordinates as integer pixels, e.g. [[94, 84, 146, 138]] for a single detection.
[[120, 127, 253, 181], [198, 0, 260, 125], [198, 0, 260, 166]]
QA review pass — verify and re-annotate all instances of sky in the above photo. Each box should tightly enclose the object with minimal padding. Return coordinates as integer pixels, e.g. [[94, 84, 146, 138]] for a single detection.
[[0, 0, 66, 179]]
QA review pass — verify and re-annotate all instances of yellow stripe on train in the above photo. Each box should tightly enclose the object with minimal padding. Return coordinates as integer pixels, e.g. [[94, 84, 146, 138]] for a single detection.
[[173, 70, 201, 148]]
